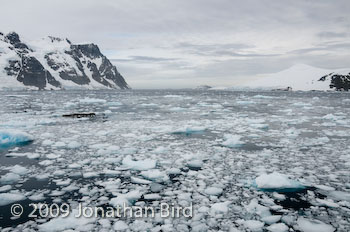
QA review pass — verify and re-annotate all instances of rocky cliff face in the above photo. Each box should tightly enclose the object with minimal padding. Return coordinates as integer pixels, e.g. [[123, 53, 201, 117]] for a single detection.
[[319, 72, 350, 91], [0, 32, 129, 90]]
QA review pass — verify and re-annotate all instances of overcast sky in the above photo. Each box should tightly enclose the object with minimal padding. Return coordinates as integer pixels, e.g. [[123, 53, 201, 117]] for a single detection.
[[1, 0, 349, 88]]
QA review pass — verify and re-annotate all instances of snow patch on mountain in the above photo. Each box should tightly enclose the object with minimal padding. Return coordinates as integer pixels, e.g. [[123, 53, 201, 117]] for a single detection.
[[244, 64, 350, 91], [0, 32, 129, 90]]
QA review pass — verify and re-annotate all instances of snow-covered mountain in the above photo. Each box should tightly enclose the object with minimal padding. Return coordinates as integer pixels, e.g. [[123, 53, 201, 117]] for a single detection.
[[245, 64, 350, 91], [0, 32, 129, 90]]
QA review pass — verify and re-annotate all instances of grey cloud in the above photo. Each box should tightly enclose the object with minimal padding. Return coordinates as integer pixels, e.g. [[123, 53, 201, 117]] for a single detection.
[[111, 56, 178, 63], [289, 42, 350, 55], [174, 42, 279, 57], [317, 31, 348, 39]]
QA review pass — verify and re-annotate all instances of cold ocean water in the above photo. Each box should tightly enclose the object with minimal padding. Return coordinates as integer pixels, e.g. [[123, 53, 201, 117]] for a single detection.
[[0, 89, 350, 231]]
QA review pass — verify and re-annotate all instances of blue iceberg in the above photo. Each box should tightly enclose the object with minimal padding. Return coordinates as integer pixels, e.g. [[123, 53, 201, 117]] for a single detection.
[[0, 130, 34, 149]]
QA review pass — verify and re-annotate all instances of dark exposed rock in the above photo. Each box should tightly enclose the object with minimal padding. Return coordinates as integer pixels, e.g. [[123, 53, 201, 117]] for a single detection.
[[4, 32, 30, 52], [5, 32, 21, 44], [319, 72, 350, 91], [329, 73, 350, 91], [17, 56, 61, 89]]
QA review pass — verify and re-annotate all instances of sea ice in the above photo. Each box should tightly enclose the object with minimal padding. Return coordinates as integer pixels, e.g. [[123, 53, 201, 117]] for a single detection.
[[140, 169, 169, 182], [6, 165, 29, 175], [0, 173, 21, 184], [254, 172, 304, 191], [0, 130, 33, 148], [296, 217, 335, 232], [266, 223, 289, 232], [222, 134, 244, 148], [204, 187, 223, 196], [79, 97, 107, 104], [210, 201, 230, 214], [172, 126, 206, 135], [187, 159, 203, 170], [0, 192, 26, 206], [113, 220, 129, 231], [122, 155, 157, 171], [241, 220, 264, 232], [109, 190, 142, 207], [0, 185, 11, 192], [38, 208, 96, 231]]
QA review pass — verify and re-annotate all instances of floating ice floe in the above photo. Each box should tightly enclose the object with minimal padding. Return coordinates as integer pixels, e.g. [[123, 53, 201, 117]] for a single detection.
[[122, 155, 157, 171], [0, 185, 12, 192], [296, 217, 335, 232], [204, 187, 223, 196], [210, 201, 231, 214], [79, 97, 107, 104], [254, 172, 304, 191], [266, 223, 289, 232], [0, 192, 26, 206], [113, 221, 129, 231], [172, 126, 206, 135], [0, 130, 33, 148], [0, 173, 21, 184], [187, 159, 203, 170], [222, 134, 244, 148], [140, 169, 169, 182], [109, 190, 142, 207], [239, 220, 264, 232], [5, 165, 29, 175], [38, 208, 96, 232]]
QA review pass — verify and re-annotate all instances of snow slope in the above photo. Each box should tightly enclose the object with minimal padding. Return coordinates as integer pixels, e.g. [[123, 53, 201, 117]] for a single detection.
[[245, 64, 350, 91], [0, 32, 129, 90]]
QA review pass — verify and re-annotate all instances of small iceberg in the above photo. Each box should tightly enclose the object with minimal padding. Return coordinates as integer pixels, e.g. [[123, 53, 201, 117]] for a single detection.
[[253, 172, 304, 192], [0, 193, 26, 206], [297, 217, 335, 232], [172, 126, 206, 136], [122, 155, 157, 171], [222, 134, 244, 148], [0, 130, 33, 149]]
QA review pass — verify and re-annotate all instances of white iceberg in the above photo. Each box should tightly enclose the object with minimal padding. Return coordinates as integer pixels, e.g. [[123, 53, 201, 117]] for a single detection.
[[0, 192, 26, 206], [222, 134, 244, 148], [254, 172, 304, 191], [122, 155, 157, 171]]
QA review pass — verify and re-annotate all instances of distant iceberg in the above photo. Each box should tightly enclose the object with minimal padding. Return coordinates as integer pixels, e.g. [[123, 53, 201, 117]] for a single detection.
[[0, 130, 34, 149]]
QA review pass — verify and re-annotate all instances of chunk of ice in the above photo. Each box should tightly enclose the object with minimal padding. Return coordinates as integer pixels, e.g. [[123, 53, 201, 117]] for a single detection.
[[241, 220, 264, 232], [254, 172, 304, 191], [0, 192, 26, 206], [0, 130, 33, 148], [210, 201, 230, 214], [113, 221, 129, 231], [222, 134, 244, 148], [0, 173, 21, 184], [296, 217, 335, 232], [204, 187, 223, 196], [140, 169, 169, 182], [122, 155, 156, 171], [38, 208, 96, 231], [109, 190, 142, 207], [266, 223, 288, 232]]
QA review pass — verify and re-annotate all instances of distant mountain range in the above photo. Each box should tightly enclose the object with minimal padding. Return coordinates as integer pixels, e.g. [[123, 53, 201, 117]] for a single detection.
[[244, 64, 350, 91], [0, 32, 129, 90], [206, 64, 350, 91]]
